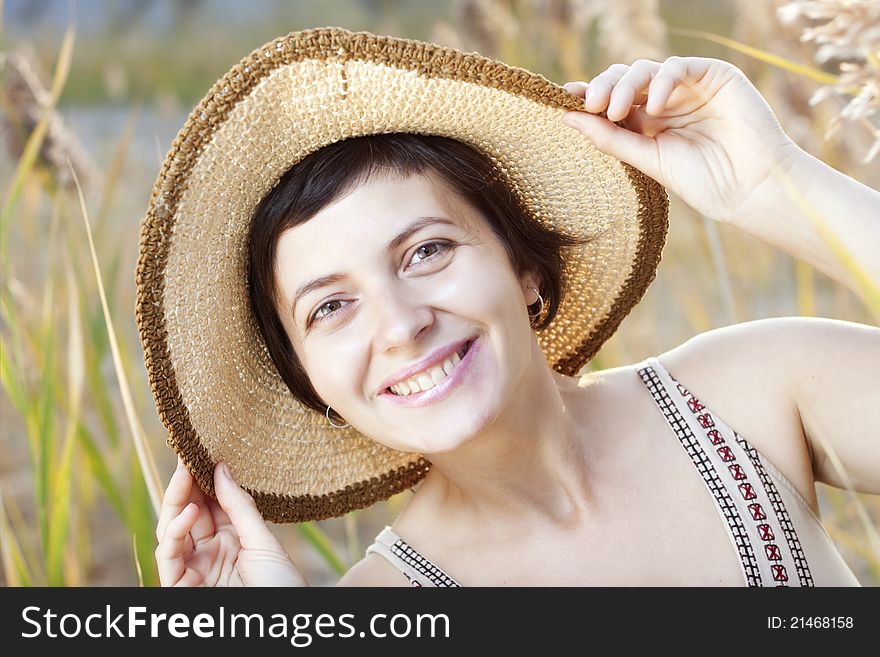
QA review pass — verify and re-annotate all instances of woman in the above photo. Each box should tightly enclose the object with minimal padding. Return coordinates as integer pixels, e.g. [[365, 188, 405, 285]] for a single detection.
[[143, 29, 879, 587]]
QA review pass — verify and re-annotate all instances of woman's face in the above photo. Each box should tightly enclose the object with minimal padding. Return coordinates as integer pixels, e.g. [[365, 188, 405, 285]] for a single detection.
[[273, 170, 540, 454]]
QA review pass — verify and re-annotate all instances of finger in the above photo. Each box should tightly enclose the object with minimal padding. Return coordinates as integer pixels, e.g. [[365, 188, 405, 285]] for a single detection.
[[156, 461, 195, 542], [173, 568, 206, 587], [607, 59, 662, 122], [560, 111, 662, 182], [563, 81, 588, 99], [645, 57, 690, 115], [649, 56, 717, 113], [160, 459, 214, 546], [213, 461, 285, 553], [582, 63, 629, 113], [619, 104, 669, 139], [155, 502, 199, 586], [646, 75, 676, 115], [207, 497, 233, 532], [187, 480, 217, 546]]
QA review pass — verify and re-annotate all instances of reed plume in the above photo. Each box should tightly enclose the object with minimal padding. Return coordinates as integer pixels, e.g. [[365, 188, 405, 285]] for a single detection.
[[778, 0, 880, 162], [0, 49, 97, 190]]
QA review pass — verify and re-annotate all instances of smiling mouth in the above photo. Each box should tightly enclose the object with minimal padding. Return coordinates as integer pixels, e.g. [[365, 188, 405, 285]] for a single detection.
[[386, 339, 474, 397]]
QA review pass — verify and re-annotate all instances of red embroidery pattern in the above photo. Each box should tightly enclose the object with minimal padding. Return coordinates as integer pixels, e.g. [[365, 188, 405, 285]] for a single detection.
[[736, 435, 814, 586], [638, 365, 763, 585], [748, 503, 767, 520], [765, 544, 783, 561], [676, 389, 790, 585], [729, 464, 747, 480]]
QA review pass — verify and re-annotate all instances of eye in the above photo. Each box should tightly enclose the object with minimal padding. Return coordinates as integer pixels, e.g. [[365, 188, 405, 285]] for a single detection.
[[309, 299, 347, 326], [407, 240, 452, 269]]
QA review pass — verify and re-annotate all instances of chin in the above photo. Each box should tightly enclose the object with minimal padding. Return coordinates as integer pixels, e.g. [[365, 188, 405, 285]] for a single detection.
[[406, 407, 499, 455]]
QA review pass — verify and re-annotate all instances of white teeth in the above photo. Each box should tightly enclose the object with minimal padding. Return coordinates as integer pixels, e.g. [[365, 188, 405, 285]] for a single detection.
[[389, 345, 470, 397], [429, 365, 446, 384]]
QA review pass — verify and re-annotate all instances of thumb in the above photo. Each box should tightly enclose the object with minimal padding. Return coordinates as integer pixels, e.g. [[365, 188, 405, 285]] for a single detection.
[[561, 111, 661, 182], [213, 461, 286, 553]]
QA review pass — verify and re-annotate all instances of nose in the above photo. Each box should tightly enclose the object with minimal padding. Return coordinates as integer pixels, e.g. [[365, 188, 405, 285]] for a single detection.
[[370, 282, 434, 353]]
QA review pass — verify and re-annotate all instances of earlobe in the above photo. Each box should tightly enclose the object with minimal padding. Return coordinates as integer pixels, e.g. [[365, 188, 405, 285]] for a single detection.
[[520, 270, 541, 303]]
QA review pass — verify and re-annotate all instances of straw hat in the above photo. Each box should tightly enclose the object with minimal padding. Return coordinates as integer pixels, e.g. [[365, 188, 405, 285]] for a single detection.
[[136, 27, 669, 523]]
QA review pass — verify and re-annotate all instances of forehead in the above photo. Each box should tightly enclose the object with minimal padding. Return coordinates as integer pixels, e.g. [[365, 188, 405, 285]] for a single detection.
[[275, 171, 482, 262]]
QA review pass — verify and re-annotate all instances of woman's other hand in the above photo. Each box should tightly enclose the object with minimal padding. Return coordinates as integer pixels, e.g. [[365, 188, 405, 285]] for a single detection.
[[155, 458, 309, 587], [561, 57, 802, 226]]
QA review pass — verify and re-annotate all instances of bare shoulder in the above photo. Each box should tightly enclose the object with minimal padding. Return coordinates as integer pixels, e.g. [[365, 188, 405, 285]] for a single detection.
[[654, 317, 843, 513], [663, 316, 874, 354], [659, 317, 878, 398], [336, 552, 413, 587]]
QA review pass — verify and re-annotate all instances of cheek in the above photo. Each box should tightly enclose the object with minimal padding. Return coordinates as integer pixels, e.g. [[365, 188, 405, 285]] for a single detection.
[[299, 336, 366, 400], [443, 252, 521, 320]]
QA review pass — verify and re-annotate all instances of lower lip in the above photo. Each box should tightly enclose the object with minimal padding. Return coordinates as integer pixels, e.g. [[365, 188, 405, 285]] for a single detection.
[[379, 337, 480, 408]]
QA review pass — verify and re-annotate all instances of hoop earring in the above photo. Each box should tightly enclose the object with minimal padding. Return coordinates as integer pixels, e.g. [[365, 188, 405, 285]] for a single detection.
[[326, 405, 350, 429], [528, 286, 545, 319]]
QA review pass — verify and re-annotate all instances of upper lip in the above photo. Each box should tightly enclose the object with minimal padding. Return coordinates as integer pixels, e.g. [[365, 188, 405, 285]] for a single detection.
[[377, 337, 473, 394]]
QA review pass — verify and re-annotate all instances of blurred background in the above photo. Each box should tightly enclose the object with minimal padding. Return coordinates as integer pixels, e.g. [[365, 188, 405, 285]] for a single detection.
[[1, 0, 878, 587]]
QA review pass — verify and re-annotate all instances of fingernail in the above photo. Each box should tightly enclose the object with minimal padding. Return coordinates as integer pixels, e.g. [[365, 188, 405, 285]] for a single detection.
[[222, 462, 234, 480]]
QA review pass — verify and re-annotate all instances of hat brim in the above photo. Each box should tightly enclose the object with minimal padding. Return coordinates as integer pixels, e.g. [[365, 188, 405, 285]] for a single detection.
[[136, 27, 668, 523]]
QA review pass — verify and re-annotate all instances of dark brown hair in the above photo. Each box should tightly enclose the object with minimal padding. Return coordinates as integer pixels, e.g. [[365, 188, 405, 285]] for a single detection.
[[247, 133, 591, 422]]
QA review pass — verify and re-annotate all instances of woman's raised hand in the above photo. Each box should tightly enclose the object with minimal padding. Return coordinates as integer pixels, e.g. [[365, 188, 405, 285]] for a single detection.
[[155, 458, 309, 587], [561, 56, 802, 226]]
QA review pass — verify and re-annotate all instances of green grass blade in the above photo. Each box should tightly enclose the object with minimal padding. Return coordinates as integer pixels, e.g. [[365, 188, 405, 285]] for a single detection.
[[34, 301, 56, 566], [46, 253, 86, 585], [127, 456, 159, 586], [0, 489, 32, 586], [132, 533, 145, 587], [68, 162, 163, 516], [0, 331, 27, 416], [297, 522, 347, 575], [76, 422, 126, 519], [82, 296, 120, 448], [0, 275, 29, 418], [46, 426, 76, 585], [4, 488, 45, 583]]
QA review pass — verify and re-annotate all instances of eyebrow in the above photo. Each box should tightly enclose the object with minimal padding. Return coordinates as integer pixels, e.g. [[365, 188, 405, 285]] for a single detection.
[[289, 216, 457, 321]]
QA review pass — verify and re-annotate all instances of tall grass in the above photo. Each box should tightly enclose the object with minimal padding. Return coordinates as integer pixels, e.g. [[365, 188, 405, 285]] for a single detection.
[[1, 0, 878, 587]]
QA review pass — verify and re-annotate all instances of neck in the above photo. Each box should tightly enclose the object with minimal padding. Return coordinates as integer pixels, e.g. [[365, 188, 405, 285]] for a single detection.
[[421, 342, 598, 529]]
